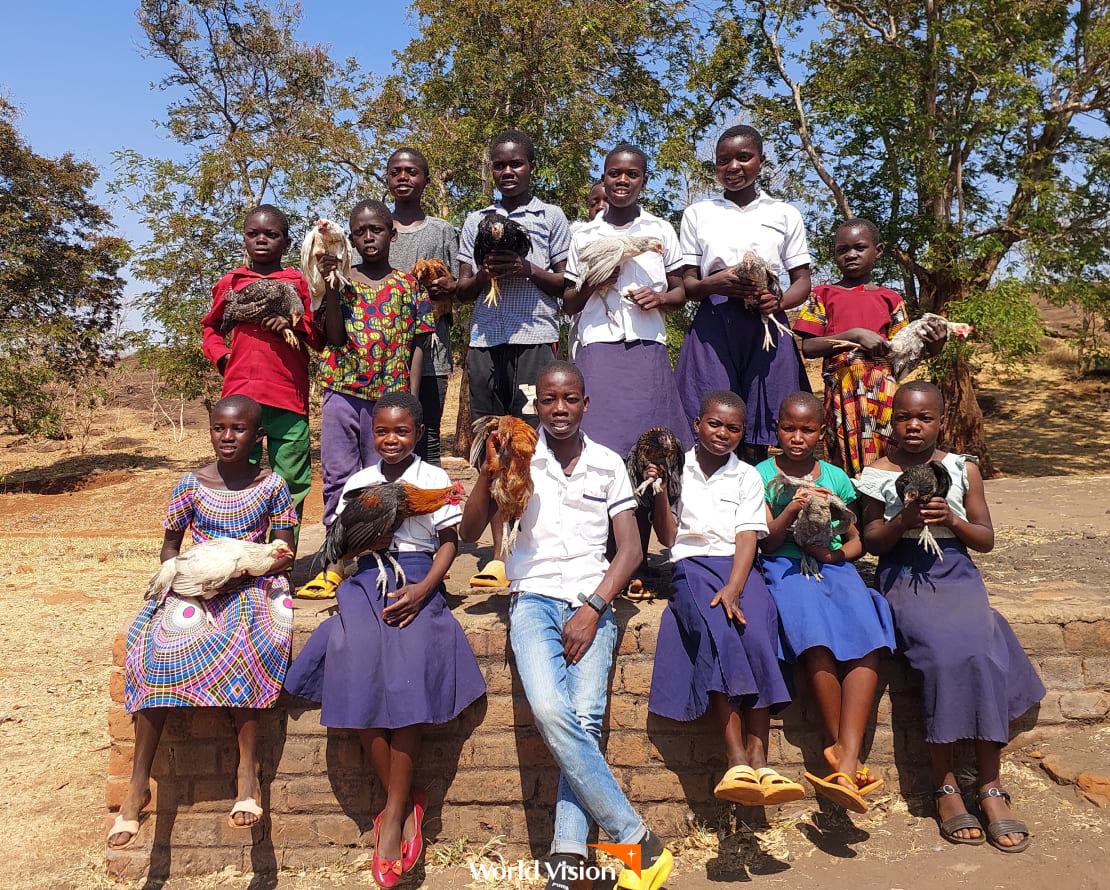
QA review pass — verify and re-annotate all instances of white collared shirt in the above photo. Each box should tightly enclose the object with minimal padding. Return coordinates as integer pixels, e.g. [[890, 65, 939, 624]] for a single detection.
[[679, 192, 811, 303], [669, 448, 769, 562], [564, 210, 684, 347], [334, 456, 461, 553], [507, 431, 636, 603]]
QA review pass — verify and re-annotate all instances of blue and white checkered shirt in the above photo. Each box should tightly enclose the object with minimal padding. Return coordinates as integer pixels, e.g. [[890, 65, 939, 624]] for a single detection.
[[459, 196, 571, 348]]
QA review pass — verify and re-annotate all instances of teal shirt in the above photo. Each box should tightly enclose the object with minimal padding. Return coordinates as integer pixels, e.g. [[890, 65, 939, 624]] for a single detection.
[[755, 458, 857, 560]]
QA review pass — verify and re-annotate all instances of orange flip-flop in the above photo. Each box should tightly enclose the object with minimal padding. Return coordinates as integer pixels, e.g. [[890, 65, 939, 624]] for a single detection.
[[804, 771, 869, 813]]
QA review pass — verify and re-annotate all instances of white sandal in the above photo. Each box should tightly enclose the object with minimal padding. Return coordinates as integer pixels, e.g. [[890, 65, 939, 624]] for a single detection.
[[228, 797, 264, 829], [107, 814, 142, 849]]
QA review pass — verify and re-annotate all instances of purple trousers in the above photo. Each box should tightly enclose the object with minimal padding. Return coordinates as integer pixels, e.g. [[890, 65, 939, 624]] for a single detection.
[[321, 388, 379, 526]]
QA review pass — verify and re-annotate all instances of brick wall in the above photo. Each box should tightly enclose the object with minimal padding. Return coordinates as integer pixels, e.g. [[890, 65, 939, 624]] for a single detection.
[[105, 594, 1110, 879]]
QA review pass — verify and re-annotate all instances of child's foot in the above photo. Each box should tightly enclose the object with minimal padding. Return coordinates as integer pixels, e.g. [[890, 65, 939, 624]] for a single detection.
[[108, 784, 151, 847], [231, 763, 261, 827], [823, 744, 874, 791], [376, 807, 405, 861], [935, 785, 983, 843], [977, 785, 1031, 851]]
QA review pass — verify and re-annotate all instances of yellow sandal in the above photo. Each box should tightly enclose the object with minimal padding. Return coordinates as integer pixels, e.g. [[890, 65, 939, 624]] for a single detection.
[[714, 764, 766, 805], [756, 767, 806, 805], [469, 559, 509, 590], [296, 569, 343, 599]]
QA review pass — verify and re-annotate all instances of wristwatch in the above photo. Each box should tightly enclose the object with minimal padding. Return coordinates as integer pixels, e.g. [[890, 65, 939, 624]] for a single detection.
[[577, 592, 608, 615]]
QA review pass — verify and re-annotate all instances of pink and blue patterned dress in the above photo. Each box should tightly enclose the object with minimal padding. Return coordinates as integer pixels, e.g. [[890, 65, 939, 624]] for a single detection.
[[124, 472, 298, 713]]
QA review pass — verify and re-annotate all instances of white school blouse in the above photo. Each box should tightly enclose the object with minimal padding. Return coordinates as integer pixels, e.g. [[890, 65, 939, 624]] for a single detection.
[[335, 456, 461, 553], [679, 191, 811, 304], [507, 431, 636, 603], [669, 449, 769, 562], [564, 210, 684, 347]]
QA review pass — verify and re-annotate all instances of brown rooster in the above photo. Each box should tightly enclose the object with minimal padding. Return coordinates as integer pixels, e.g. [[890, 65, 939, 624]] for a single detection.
[[470, 416, 539, 558], [323, 481, 466, 595], [411, 258, 455, 321]]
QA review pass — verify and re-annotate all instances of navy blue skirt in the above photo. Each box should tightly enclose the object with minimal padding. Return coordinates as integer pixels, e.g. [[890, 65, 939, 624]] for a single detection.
[[878, 539, 1044, 744], [284, 551, 486, 729], [675, 298, 809, 447], [649, 555, 791, 720], [762, 556, 896, 663]]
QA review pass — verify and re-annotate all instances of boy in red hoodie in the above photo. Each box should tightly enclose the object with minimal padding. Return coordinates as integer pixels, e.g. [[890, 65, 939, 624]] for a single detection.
[[201, 204, 324, 547]]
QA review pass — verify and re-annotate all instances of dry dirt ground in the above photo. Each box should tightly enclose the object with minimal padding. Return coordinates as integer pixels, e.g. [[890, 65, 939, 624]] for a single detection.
[[1, 349, 1108, 890]]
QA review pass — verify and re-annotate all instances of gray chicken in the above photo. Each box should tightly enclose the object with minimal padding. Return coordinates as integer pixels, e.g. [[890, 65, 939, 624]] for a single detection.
[[220, 278, 305, 347], [894, 461, 952, 560], [576, 235, 664, 320], [767, 472, 855, 579], [735, 252, 793, 350], [888, 314, 974, 380]]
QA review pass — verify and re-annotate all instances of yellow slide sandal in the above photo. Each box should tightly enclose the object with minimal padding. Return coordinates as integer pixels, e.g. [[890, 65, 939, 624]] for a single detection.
[[469, 559, 509, 590], [296, 569, 343, 600]]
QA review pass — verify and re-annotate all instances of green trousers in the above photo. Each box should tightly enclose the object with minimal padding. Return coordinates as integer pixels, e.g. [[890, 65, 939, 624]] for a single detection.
[[250, 405, 311, 548]]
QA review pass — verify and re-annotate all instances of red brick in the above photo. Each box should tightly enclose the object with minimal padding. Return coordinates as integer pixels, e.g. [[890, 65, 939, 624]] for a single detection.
[[445, 769, 533, 804], [276, 775, 342, 811], [107, 704, 134, 741], [609, 696, 646, 729], [604, 732, 650, 766], [621, 659, 654, 696], [170, 813, 223, 846], [190, 777, 236, 810], [187, 709, 234, 739], [507, 803, 550, 843], [106, 776, 160, 811], [627, 769, 690, 803], [646, 732, 694, 766], [1082, 656, 1110, 687], [1010, 622, 1065, 653], [109, 743, 135, 776], [638, 621, 658, 655], [1060, 691, 1110, 720], [643, 802, 693, 837], [618, 627, 639, 655], [439, 803, 509, 839], [109, 670, 125, 703], [483, 663, 516, 695], [165, 742, 219, 777], [275, 846, 364, 870], [112, 634, 127, 668], [483, 693, 533, 726], [285, 707, 327, 736], [1064, 620, 1110, 654], [1036, 656, 1086, 691], [277, 737, 320, 774]]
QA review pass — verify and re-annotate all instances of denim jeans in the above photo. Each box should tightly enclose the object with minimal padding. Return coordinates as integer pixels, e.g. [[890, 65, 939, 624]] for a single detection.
[[509, 592, 646, 857]]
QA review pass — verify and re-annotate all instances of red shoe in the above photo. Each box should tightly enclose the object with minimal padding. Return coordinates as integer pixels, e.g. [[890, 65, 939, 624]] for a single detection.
[[371, 811, 403, 888], [400, 786, 428, 871]]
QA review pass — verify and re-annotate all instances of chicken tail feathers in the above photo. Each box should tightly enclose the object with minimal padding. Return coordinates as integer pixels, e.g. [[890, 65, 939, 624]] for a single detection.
[[469, 416, 500, 468], [145, 559, 177, 602]]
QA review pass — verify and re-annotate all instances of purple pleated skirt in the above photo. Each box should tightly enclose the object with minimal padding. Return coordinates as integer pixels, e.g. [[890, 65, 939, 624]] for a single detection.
[[675, 299, 809, 446], [284, 551, 486, 729], [649, 555, 791, 721], [576, 339, 694, 457], [877, 539, 1044, 744]]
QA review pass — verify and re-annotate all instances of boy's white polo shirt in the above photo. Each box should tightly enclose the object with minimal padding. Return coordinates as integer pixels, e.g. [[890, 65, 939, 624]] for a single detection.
[[679, 192, 811, 302], [564, 209, 684, 347], [507, 430, 636, 603], [669, 449, 768, 562], [335, 455, 460, 553]]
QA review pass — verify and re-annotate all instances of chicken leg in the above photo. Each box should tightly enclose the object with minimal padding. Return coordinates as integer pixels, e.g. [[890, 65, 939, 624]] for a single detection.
[[761, 314, 795, 350]]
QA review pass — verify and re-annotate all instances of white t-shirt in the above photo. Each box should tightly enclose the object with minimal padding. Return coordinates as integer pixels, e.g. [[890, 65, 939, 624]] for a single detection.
[[334, 456, 461, 553], [564, 209, 684, 347], [670, 449, 769, 562], [507, 431, 636, 603], [679, 191, 811, 306]]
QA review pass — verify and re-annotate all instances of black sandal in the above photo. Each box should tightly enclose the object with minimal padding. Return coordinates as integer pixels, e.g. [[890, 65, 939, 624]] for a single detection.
[[977, 787, 1032, 853], [935, 784, 985, 845]]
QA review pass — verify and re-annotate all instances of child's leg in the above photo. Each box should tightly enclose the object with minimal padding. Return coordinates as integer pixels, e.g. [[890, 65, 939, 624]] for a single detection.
[[262, 406, 311, 549], [974, 740, 1027, 847], [835, 652, 880, 783], [742, 707, 772, 770], [108, 708, 167, 846], [321, 390, 364, 525], [803, 646, 843, 743], [368, 726, 422, 860], [709, 692, 749, 768], [229, 709, 261, 826], [928, 741, 981, 841]]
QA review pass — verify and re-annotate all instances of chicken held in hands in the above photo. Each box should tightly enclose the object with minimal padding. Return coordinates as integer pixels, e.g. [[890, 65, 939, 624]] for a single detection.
[[473, 216, 532, 308], [767, 473, 855, 579], [576, 235, 664, 320], [300, 218, 352, 310], [412, 258, 455, 321], [888, 314, 974, 380], [219, 279, 305, 348], [470, 415, 539, 558], [626, 426, 684, 508], [894, 461, 952, 560], [735, 252, 793, 351]]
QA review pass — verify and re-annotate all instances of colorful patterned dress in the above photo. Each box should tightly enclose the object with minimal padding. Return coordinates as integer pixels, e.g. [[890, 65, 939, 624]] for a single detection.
[[794, 284, 909, 477], [124, 472, 298, 712]]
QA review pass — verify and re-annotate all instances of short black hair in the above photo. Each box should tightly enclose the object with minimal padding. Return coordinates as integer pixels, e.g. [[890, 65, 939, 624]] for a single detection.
[[490, 129, 536, 162], [836, 217, 881, 244], [373, 390, 423, 426], [699, 389, 746, 417], [605, 142, 648, 173], [386, 147, 430, 177], [540, 360, 585, 393], [349, 198, 393, 228], [779, 391, 823, 419], [211, 394, 262, 429], [717, 124, 764, 154], [895, 380, 945, 411], [245, 204, 290, 238]]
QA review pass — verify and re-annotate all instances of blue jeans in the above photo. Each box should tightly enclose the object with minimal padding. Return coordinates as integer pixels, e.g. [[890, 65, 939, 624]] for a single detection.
[[509, 592, 646, 857]]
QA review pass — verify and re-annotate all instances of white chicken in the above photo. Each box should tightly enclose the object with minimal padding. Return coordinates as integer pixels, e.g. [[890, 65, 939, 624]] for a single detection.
[[300, 218, 352, 311], [888, 314, 973, 380], [575, 235, 664, 320], [145, 538, 294, 625]]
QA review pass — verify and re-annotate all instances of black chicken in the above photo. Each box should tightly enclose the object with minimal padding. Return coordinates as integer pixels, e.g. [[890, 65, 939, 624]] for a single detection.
[[322, 481, 465, 595], [626, 427, 685, 509], [473, 215, 532, 308], [895, 461, 951, 560]]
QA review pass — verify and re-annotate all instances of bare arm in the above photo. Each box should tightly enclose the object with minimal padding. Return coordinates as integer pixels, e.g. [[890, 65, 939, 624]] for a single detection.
[[921, 460, 994, 552], [800, 327, 890, 359], [455, 261, 491, 304], [458, 467, 496, 543], [160, 528, 186, 562], [761, 496, 802, 553], [682, 264, 759, 303], [642, 464, 677, 547], [861, 494, 919, 555], [409, 334, 427, 396]]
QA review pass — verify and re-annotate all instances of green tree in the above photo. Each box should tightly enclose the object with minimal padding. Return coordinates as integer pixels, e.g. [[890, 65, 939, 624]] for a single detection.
[[682, 0, 1110, 474], [0, 99, 129, 435], [114, 0, 374, 408]]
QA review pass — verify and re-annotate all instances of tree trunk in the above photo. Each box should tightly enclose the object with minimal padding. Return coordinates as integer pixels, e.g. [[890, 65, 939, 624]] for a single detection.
[[939, 355, 996, 478], [453, 344, 473, 458]]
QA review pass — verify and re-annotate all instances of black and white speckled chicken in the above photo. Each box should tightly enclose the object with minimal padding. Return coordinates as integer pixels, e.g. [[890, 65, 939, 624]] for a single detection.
[[220, 279, 304, 347], [895, 461, 951, 560], [473, 215, 532, 308], [767, 472, 855, 579], [576, 235, 664, 320], [735, 252, 793, 351], [626, 427, 685, 509]]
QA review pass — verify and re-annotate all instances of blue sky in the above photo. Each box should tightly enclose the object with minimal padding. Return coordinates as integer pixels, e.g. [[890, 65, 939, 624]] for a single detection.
[[0, 2, 416, 320]]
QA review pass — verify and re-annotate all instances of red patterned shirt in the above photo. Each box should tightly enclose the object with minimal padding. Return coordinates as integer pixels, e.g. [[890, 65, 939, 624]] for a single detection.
[[318, 271, 435, 400]]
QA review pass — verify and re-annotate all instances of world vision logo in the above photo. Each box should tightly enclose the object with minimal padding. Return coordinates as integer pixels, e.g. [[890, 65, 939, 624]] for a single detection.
[[588, 843, 642, 876]]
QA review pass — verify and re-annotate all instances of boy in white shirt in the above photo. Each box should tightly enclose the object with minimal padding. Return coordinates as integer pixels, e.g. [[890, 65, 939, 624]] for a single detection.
[[460, 361, 673, 890]]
